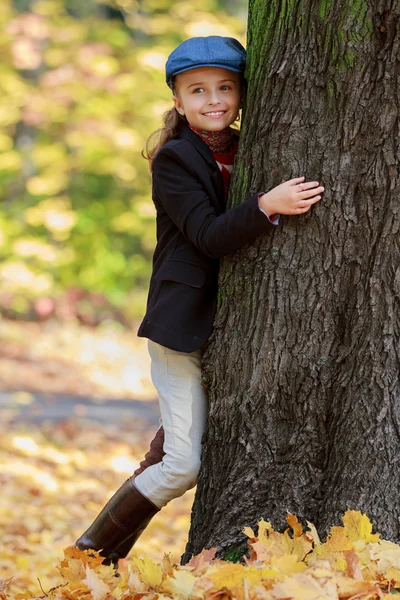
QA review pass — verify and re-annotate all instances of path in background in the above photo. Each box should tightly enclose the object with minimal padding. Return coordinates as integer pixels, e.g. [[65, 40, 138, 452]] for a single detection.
[[0, 392, 160, 424], [0, 319, 155, 399]]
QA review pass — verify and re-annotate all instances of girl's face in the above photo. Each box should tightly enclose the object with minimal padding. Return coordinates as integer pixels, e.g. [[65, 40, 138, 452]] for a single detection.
[[173, 67, 242, 132]]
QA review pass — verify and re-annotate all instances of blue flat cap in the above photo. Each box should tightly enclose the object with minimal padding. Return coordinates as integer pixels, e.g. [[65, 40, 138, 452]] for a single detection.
[[166, 36, 246, 89]]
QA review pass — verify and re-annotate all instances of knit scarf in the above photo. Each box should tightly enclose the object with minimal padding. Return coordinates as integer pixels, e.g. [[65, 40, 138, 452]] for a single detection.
[[188, 125, 234, 154]]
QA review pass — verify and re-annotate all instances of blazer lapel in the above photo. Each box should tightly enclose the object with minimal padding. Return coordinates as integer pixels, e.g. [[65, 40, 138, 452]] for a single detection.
[[178, 122, 225, 213]]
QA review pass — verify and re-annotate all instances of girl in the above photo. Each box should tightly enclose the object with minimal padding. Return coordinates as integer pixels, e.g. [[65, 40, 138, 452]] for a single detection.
[[76, 35, 324, 566]]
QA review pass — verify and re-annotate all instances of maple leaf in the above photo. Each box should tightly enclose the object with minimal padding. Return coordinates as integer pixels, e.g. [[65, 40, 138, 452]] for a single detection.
[[60, 546, 104, 574], [132, 556, 163, 589], [268, 554, 308, 582], [344, 548, 363, 580], [369, 540, 400, 572], [248, 519, 312, 564], [309, 527, 354, 572], [340, 511, 380, 544], [187, 548, 217, 571], [207, 563, 252, 592], [127, 569, 149, 593], [162, 569, 198, 597], [334, 574, 380, 599], [83, 566, 110, 600], [270, 570, 338, 600], [287, 513, 304, 538]]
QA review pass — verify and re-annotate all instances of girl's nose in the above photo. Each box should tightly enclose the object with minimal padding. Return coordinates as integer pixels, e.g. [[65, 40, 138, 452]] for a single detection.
[[208, 91, 221, 105]]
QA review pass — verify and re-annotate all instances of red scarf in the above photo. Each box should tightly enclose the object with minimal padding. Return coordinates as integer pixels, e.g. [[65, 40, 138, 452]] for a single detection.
[[188, 125, 235, 153], [189, 125, 239, 198]]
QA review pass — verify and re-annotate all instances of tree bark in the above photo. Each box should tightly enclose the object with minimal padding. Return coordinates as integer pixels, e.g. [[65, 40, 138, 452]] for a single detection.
[[183, 0, 400, 562]]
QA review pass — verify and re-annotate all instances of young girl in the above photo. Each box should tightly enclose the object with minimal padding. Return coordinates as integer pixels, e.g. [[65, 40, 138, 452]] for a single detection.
[[76, 35, 324, 566]]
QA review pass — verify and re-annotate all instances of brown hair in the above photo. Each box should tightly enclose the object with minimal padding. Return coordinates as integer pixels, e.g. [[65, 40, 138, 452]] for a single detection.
[[142, 114, 185, 171]]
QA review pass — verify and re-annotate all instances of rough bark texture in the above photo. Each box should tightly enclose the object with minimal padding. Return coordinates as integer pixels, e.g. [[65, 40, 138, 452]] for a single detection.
[[183, 0, 400, 562]]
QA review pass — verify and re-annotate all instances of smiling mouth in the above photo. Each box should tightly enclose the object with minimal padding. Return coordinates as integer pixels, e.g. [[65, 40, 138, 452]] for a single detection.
[[203, 111, 226, 116]]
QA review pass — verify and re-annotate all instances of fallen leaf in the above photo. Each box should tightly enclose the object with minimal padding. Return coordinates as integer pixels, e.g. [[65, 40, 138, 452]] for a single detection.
[[335, 574, 379, 599], [187, 548, 217, 571], [340, 511, 380, 544], [162, 569, 198, 596], [287, 513, 303, 538], [271, 570, 338, 600], [306, 521, 322, 546], [344, 548, 363, 580], [83, 566, 110, 600], [132, 556, 163, 588], [370, 540, 400, 572]]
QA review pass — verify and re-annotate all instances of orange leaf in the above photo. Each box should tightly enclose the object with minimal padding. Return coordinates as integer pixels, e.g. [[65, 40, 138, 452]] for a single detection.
[[344, 549, 363, 580], [188, 548, 217, 571], [287, 513, 304, 538], [335, 575, 379, 599]]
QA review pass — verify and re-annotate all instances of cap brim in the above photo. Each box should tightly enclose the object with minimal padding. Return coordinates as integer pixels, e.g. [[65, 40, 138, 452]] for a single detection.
[[167, 63, 243, 87]]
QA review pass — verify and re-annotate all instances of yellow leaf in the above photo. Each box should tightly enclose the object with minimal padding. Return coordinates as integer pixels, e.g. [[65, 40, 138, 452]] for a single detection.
[[341, 510, 380, 544], [269, 554, 308, 582], [162, 569, 197, 596], [208, 563, 248, 591], [386, 566, 400, 587], [335, 575, 379, 599], [258, 519, 273, 545], [271, 571, 338, 600], [308, 529, 353, 573], [250, 524, 312, 564], [306, 521, 322, 546], [132, 556, 163, 588], [370, 540, 400, 571], [243, 526, 256, 539], [319, 528, 354, 554]]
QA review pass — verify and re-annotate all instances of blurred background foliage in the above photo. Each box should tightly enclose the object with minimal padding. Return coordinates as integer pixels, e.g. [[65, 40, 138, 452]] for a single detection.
[[0, 0, 246, 325]]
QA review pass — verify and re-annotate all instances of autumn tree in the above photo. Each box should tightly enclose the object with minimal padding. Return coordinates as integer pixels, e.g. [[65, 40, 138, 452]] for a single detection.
[[183, 0, 400, 562]]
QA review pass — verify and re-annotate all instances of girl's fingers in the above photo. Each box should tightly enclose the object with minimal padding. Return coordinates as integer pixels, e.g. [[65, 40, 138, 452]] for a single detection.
[[298, 195, 321, 208], [295, 205, 311, 214], [298, 185, 324, 199], [288, 176, 305, 185], [298, 180, 319, 189]]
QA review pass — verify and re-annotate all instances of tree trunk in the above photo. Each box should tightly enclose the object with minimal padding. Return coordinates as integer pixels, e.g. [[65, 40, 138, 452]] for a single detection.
[[183, 0, 400, 562]]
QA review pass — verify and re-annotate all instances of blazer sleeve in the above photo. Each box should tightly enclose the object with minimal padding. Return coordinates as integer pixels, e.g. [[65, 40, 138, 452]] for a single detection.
[[152, 145, 276, 259]]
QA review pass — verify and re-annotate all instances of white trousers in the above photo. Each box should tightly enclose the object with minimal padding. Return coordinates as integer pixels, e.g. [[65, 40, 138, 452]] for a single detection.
[[134, 340, 208, 509]]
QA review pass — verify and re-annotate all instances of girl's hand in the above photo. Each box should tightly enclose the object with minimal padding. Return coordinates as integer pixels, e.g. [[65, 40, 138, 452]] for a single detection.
[[259, 176, 324, 216]]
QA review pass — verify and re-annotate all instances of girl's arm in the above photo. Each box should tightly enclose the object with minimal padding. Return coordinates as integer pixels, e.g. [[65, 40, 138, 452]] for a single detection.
[[152, 145, 322, 259], [153, 147, 277, 259]]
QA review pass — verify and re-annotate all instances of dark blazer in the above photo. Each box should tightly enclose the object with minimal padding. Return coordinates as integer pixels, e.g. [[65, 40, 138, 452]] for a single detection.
[[137, 121, 275, 352]]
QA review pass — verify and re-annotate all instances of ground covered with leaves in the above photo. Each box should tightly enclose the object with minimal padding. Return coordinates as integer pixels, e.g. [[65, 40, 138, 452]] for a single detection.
[[0, 319, 192, 597], [1, 320, 400, 599], [3, 508, 400, 600], [0, 418, 194, 598]]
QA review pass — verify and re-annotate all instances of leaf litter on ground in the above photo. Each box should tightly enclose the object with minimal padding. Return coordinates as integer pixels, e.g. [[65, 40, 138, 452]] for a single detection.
[[2, 438, 400, 600], [0, 418, 193, 597], [1, 320, 400, 599]]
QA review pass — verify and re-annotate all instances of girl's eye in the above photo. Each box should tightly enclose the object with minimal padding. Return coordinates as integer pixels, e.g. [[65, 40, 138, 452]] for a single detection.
[[221, 85, 231, 90], [193, 88, 204, 93]]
